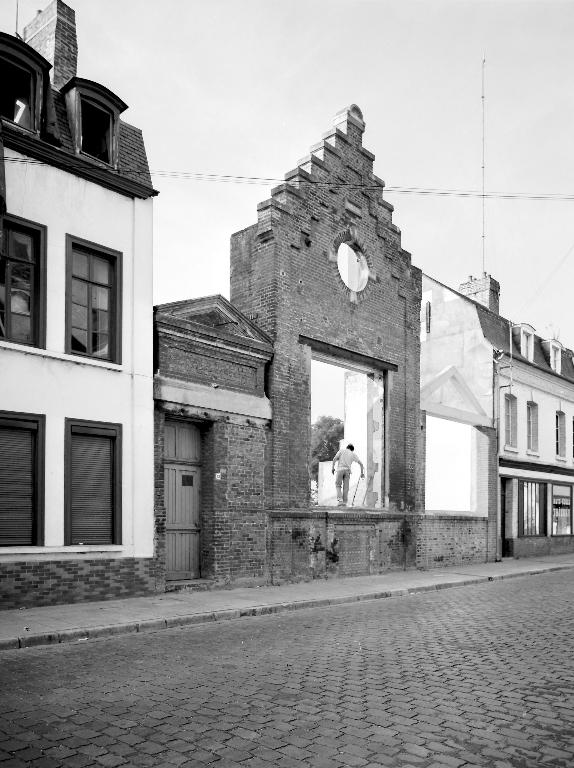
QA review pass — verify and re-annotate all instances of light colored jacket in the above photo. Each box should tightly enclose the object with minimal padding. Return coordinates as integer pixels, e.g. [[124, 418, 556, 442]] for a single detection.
[[332, 448, 364, 473]]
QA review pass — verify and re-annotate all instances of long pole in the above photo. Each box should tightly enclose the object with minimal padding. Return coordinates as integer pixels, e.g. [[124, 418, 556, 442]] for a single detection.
[[481, 57, 486, 273]]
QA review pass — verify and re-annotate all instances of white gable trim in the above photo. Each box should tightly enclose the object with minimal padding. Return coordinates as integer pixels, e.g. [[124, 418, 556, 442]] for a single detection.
[[421, 365, 492, 428]]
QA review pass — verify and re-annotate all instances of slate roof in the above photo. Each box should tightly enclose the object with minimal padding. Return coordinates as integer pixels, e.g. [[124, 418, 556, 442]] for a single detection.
[[51, 90, 153, 189], [474, 300, 574, 383], [0, 30, 155, 199]]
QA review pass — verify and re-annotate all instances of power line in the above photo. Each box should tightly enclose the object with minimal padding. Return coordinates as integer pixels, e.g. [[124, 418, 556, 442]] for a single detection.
[[517, 238, 574, 320], [4, 156, 574, 201]]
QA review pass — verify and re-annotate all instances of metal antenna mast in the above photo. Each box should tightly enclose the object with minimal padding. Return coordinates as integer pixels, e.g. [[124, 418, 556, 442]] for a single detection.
[[481, 57, 486, 273]]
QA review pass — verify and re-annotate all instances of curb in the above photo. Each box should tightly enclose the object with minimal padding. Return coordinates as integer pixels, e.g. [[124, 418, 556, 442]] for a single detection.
[[3, 563, 574, 653]]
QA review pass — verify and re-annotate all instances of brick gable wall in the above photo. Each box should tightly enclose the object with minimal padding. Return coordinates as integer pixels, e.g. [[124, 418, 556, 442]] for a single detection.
[[231, 107, 421, 513]]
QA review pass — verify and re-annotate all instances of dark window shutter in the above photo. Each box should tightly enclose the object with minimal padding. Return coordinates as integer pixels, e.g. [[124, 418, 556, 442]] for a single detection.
[[0, 425, 35, 545], [70, 433, 114, 544]]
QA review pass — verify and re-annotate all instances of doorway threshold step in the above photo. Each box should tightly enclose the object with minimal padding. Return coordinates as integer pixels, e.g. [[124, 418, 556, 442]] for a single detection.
[[165, 579, 217, 593]]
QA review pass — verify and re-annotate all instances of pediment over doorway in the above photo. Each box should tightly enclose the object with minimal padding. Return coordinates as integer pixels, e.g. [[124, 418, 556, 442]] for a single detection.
[[156, 294, 272, 345]]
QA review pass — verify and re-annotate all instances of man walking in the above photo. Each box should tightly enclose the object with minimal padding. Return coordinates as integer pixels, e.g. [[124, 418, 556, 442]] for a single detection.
[[331, 443, 364, 506]]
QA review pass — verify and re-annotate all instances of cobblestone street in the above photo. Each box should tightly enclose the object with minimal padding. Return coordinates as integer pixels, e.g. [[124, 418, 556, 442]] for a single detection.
[[2, 570, 574, 768]]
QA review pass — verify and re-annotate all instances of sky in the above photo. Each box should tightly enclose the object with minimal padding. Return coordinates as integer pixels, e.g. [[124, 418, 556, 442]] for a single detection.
[[3, 0, 574, 345]]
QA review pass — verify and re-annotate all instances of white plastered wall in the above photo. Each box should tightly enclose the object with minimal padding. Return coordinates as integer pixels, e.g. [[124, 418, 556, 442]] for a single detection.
[[1, 149, 154, 558], [425, 415, 474, 513]]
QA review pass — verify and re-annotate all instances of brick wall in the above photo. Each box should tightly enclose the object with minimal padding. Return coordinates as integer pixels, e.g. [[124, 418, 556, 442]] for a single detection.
[[414, 516, 490, 568], [0, 557, 157, 610], [201, 420, 270, 582], [509, 536, 574, 558], [24, 0, 78, 90], [158, 338, 260, 393], [269, 511, 416, 582], [269, 510, 495, 582], [153, 407, 167, 591], [230, 108, 422, 515], [476, 426, 498, 561]]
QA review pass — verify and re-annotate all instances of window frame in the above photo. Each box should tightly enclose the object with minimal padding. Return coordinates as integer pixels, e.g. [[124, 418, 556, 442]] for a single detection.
[[526, 401, 538, 453], [0, 410, 45, 547], [549, 341, 562, 374], [65, 234, 122, 364], [309, 349, 389, 509], [556, 410, 566, 458], [61, 77, 128, 169], [520, 328, 534, 361], [425, 301, 432, 335], [1, 213, 47, 348], [518, 480, 547, 537], [64, 418, 122, 546], [551, 483, 572, 536], [504, 392, 517, 449], [0, 33, 49, 135], [79, 94, 113, 164], [0, 55, 35, 131]]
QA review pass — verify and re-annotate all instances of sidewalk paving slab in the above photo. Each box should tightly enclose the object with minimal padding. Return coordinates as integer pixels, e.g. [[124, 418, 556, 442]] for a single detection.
[[1, 554, 574, 652]]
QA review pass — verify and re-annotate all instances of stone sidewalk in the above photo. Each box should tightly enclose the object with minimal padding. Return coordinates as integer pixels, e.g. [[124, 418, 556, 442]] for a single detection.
[[2, 553, 574, 652]]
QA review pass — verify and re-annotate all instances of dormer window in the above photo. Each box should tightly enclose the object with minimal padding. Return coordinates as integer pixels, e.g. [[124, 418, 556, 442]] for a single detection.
[[0, 33, 50, 134], [550, 343, 562, 374], [520, 326, 535, 361], [80, 97, 112, 164], [0, 57, 33, 129], [62, 77, 127, 168]]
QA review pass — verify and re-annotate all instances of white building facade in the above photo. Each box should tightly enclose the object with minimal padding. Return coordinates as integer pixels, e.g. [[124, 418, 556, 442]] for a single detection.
[[0, 0, 157, 608], [421, 272, 574, 561]]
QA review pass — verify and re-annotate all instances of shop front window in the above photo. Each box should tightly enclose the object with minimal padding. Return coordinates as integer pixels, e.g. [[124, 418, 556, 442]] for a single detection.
[[518, 480, 546, 536], [552, 484, 572, 536]]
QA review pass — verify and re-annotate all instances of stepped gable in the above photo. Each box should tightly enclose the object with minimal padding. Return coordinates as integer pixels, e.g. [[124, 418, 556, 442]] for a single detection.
[[230, 106, 422, 512], [258, 103, 413, 293]]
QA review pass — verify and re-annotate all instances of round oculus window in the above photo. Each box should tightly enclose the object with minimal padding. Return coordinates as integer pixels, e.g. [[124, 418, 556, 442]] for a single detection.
[[336, 242, 369, 292]]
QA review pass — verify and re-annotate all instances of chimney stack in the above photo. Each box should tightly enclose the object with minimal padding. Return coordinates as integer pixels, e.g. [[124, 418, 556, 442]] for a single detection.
[[459, 272, 500, 314], [23, 0, 77, 90]]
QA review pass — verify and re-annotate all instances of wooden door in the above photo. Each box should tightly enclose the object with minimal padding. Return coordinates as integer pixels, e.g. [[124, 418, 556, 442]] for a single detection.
[[165, 464, 201, 579], [164, 420, 202, 580]]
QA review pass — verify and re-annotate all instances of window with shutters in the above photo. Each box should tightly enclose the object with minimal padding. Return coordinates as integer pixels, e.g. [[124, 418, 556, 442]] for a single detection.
[[526, 401, 538, 453], [556, 410, 566, 458], [65, 236, 122, 363], [0, 412, 44, 546], [504, 393, 517, 449], [65, 419, 121, 545], [1, 215, 46, 347]]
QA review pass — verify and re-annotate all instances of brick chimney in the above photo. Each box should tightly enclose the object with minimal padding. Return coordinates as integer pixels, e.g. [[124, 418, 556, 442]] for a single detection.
[[23, 0, 77, 90], [458, 272, 500, 314]]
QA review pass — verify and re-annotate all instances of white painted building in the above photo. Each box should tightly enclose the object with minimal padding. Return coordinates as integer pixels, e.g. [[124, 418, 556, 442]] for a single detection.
[[421, 272, 574, 560], [0, 0, 157, 608]]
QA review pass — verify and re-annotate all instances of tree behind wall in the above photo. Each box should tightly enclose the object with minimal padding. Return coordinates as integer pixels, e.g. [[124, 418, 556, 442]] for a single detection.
[[310, 416, 344, 482]]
